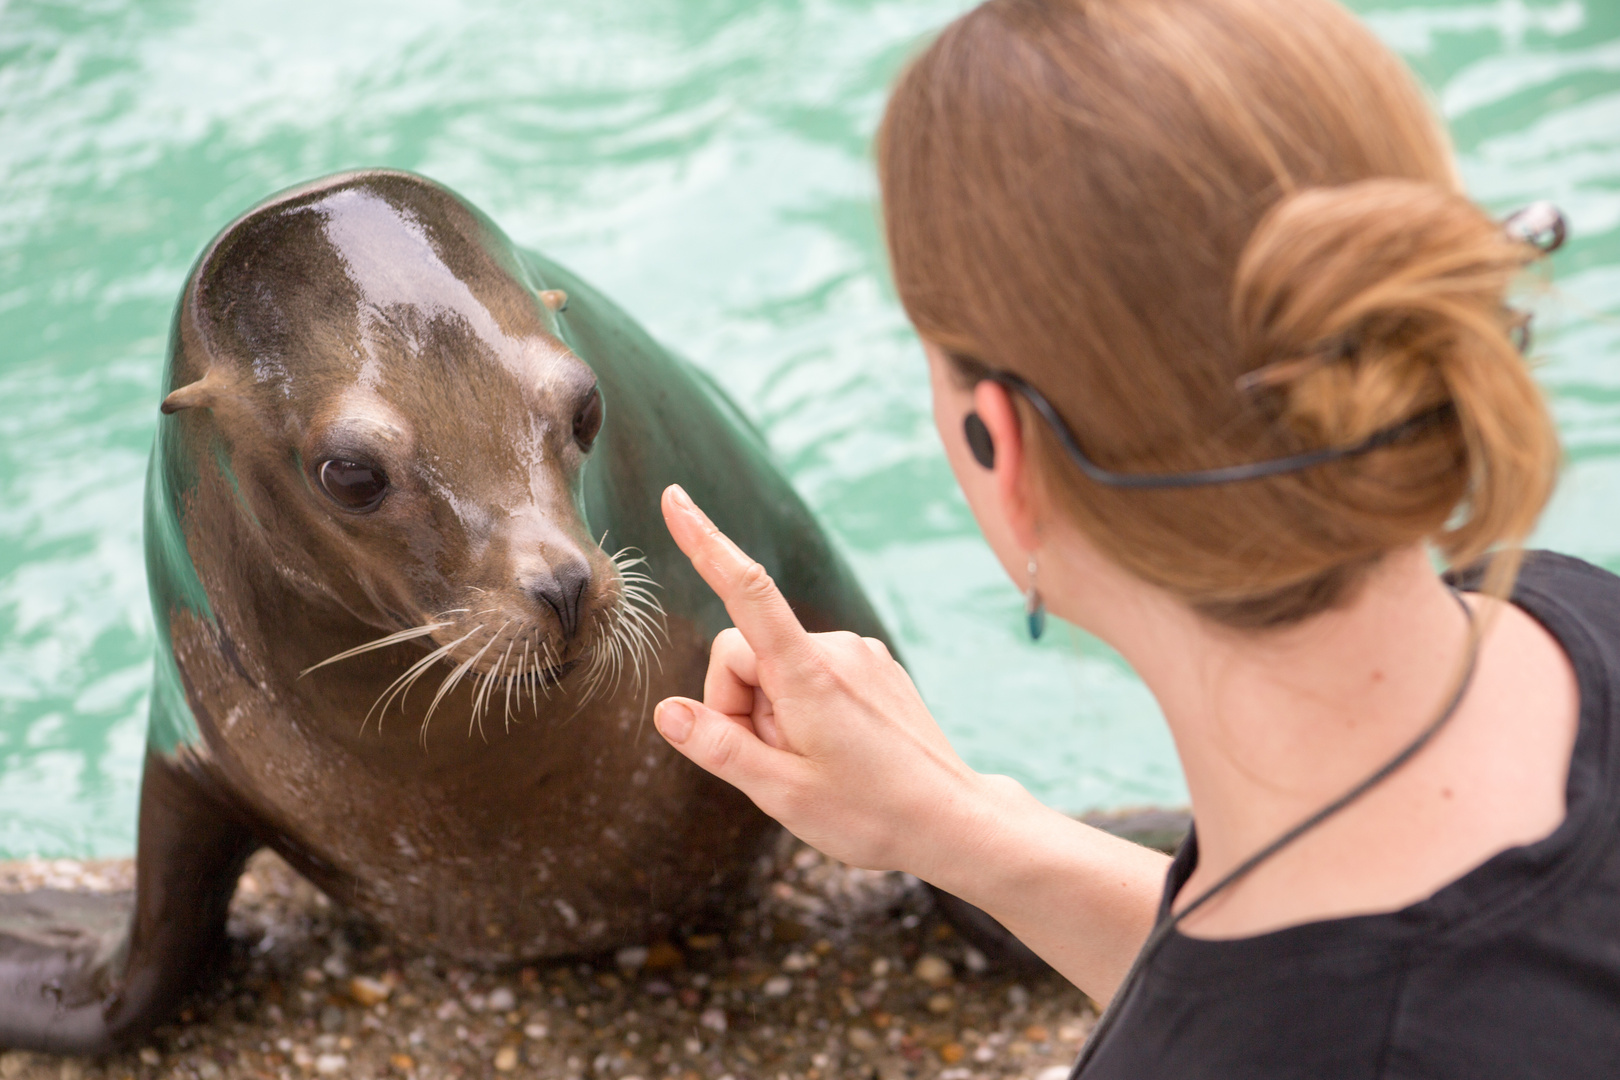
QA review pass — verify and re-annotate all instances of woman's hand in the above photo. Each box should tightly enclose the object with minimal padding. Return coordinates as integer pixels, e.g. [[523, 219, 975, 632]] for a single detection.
[[653, 484, 996, 876], [655, 484, 1167, 1002]]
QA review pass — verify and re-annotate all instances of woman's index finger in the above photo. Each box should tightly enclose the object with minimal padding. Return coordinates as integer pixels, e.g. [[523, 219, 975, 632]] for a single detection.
[[661, 485, 814, 668]]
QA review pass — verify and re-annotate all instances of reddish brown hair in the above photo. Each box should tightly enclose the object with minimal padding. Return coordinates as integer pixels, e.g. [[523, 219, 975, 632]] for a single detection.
[[878, 0, 1559, 627]]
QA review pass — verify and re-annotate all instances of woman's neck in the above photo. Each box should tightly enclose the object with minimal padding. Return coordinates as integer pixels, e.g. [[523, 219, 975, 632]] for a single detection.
[[1046, 541, 1577, 937]]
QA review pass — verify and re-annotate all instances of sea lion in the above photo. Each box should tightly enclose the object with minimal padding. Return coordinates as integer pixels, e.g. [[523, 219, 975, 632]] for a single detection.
[[0, 169, 891, 1053]]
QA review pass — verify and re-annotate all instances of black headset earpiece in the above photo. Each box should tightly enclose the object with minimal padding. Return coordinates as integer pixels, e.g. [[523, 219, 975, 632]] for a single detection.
[[964, 412, 996, 469]]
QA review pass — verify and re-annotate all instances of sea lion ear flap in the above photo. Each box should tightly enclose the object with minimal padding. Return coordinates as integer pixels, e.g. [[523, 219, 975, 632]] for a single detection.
[[538, 289, 569, 313], [160, 370, 230, 415]]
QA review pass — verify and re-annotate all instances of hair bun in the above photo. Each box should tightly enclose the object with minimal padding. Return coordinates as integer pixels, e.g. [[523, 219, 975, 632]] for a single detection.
[[1231, 178, 1558, 584]]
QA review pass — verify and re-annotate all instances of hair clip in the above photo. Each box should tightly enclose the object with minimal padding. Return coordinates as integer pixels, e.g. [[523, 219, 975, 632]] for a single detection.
[[1502, 201, 1567, 255]]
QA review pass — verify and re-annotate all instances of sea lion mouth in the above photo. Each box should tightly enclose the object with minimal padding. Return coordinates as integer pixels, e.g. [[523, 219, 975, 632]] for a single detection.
[[300, 547, 667, 740]]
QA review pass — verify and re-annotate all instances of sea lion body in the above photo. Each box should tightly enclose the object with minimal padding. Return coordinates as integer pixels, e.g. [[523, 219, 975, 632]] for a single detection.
[[0, 170, 889, 1052]]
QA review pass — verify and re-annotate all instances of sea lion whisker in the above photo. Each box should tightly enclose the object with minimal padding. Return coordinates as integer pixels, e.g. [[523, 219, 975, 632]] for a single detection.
[[626, 616, 666, 670], [539, 641, 558, 701], [470, 621, 513, 740], [366, 626, 485, 734], [621, 578, 666, 606], [472, 669, 496, 743], [613, 607, 652, 706], [302, 621, 451, 677], [418, 624, 493, 737], [621, 586, 664, 612], [606, 622, 625, 700], [625, 600, 666, 643], [608, 544, 649, 567], [470, 668, 492, 741], [468, 670, 487, 741], [593, 615, 619, 699], [518, 639, 532, 711], [575, 615, 609, 710], [386, 631, 480, 712], [388, 642, 462, 718], [622, 592, 668, 642], [607, 616, 630, 698], [622, 615, 658, 687], [616, 587, 668, 688], [364, 625, 473, 718], [499, 635, 519, 732]]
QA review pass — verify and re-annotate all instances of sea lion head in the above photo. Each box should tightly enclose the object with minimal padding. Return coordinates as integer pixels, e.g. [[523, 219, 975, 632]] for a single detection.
[[161, 170, 661, 711]]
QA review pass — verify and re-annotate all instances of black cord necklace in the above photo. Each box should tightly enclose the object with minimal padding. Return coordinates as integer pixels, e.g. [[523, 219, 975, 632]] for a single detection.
[[1068, 589, 1481, 1077]]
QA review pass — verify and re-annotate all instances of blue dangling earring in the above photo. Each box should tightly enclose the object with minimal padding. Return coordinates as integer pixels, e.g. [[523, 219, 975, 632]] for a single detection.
[[1025, 555, 1046, 641]]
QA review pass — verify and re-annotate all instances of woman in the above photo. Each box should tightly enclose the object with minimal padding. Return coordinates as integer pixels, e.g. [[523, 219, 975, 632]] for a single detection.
[[653, 0, 1619, 1073]]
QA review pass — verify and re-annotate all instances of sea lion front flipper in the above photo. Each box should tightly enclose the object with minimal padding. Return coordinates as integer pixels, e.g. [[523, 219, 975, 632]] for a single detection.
[[0, 751, 257, 1054]]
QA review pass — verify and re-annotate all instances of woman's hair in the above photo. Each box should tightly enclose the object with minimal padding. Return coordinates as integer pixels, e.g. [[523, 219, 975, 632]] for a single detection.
[[877, 0, 1560, 628]]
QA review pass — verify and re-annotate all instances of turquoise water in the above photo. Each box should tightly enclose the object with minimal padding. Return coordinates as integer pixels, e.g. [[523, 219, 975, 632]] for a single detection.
[[0, 0, 1615, 858]]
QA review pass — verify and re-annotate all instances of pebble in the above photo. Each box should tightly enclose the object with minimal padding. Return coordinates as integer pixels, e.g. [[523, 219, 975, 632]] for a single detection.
[[493, 1044, 519, 1071], [914, 953, 954, 987], [486, 987, 515, 1012], [313, 1053, 347, 1074], [348, 974, 391, 1006], [761, 975, 792, 997], [644, 940, 684, 969]]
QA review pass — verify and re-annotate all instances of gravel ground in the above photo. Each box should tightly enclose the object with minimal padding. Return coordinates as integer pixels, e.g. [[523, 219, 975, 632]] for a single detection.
[[0, 822, 1160, 1080]]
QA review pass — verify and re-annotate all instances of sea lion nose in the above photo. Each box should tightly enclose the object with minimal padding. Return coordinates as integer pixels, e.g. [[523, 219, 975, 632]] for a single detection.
[[529, 559, 591, 638]]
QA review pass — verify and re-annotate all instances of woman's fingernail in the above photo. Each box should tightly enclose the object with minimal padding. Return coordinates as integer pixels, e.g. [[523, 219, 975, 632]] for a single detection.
[[669, 484, 696, 511], [656, 700, 694, 744]]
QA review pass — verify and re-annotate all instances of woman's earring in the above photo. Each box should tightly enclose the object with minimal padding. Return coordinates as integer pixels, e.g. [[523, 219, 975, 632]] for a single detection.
[[964, 413, 995, 469], [1025, 555, 1046, 641]]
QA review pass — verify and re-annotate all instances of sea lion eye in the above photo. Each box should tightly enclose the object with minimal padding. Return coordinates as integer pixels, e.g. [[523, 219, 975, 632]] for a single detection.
[[573, 384, 604, 452], [318, 459, 389, 512]]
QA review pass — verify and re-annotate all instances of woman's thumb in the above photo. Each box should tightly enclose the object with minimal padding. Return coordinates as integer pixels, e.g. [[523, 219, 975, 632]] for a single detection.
[[654, 696, 802, 807]]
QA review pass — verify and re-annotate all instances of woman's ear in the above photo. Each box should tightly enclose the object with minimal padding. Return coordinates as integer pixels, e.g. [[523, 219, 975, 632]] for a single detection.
[[972, 379, 1041, 552]]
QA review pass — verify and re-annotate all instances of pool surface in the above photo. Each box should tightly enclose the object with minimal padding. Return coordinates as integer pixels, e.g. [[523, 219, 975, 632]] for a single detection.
[[1, 0, 1616, 857]]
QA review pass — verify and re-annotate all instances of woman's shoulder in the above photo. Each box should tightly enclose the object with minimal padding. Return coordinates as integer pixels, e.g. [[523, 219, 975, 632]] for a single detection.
[[1512, 548, 1620, 593], [1452, 549, 1620, 652]]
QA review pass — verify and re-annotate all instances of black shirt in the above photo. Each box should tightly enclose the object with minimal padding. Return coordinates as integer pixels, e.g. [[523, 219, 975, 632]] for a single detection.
[[1081, 551, 1620, 1078]]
